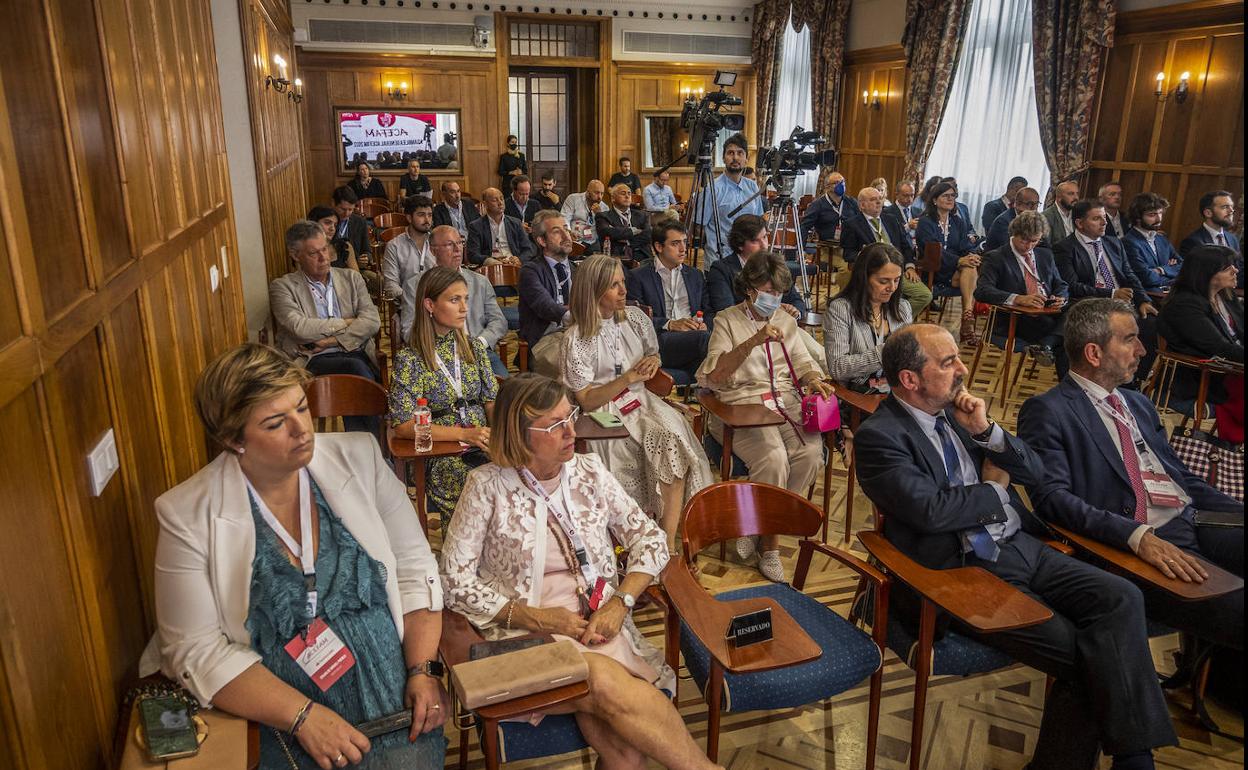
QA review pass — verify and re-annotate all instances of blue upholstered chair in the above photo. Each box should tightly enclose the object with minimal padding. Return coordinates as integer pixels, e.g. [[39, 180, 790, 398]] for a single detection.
[[919, 241, 969, 324], [663, 481, 888, 765]]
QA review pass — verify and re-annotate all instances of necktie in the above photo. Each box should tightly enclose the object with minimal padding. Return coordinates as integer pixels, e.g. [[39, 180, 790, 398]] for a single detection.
[[1022, 251, 1040, 295], [554, 261, 569, 304], [935, 415, 999, 561], [1106, 394, 1148, 524], [1092, 240, 1117, 290], [1216, 233, 1227, 247], [871, 217, 885, 242]]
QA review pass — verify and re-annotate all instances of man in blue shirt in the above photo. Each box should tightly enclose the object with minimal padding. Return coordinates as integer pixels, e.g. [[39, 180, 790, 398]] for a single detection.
[[694, 133, 763, 267], [643, 169, 680, 212]]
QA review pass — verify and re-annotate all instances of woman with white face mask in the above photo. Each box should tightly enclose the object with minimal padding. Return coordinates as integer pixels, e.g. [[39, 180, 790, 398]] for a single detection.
[[695, 251, 835, 582]]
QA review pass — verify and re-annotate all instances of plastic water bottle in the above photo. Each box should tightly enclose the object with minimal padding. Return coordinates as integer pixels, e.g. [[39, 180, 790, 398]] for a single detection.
[[414, 398, 433, 453]]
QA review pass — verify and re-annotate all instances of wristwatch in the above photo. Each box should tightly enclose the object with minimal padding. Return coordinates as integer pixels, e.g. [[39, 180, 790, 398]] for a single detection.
[[971, 421, 996, 443], [407, 660, 446, 679], [615, 591, 636, 609]]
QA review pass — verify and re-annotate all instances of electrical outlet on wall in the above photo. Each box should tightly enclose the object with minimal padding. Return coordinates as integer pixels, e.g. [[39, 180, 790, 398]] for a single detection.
[[87, 429, 119, 497], [220, 245, 229, 278], [210, 264, 220, 292]]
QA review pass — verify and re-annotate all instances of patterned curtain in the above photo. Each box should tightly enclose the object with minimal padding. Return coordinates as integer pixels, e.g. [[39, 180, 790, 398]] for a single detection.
[[752, 0, 790, 146], [794, 0, 852, 144], [1032, 0, 1116, 194], [901, 0, 972, 182]]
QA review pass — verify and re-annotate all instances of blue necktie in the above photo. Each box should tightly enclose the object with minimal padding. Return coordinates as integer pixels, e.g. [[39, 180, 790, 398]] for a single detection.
[[935, 415, 999, 562], [554, 261, 570, 304]]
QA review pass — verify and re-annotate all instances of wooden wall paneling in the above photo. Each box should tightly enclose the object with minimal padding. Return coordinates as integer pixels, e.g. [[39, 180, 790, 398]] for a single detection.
[[837, 48, 907, 192], [150, 0, 194, 231], [1187, 31, 1244, 168]]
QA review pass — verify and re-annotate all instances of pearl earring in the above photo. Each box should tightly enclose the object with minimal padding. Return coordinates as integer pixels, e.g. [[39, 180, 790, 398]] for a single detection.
[[235, 446, 246, 455]]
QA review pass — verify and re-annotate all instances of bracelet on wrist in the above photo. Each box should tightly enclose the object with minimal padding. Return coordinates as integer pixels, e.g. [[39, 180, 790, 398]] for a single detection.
[[505, 599, 517, 631], [289, 699, 313, 735]]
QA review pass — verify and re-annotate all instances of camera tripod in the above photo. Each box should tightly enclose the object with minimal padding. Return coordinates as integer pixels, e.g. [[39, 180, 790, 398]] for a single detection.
[[677, 141, 725, 271], [762, 175, 820, 326]]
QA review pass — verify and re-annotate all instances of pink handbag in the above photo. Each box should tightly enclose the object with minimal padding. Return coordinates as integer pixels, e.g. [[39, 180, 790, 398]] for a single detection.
[[770, 340, 841, 434]]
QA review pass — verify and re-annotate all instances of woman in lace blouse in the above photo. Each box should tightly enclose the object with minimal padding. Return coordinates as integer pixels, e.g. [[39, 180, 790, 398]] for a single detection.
[[389, 268, 498, 529], [560, 254, 712, 550], [440, 374, 721, 770]]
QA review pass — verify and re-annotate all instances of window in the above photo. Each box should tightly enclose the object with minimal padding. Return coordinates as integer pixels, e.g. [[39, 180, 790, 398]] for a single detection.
[[771, 12, 816, 196], [509, 21, 597, 58]]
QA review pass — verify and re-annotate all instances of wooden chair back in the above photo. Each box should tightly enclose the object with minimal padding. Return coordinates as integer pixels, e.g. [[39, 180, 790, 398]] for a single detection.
[[771, 228, 800, 248], [358, 198, 391, 216], [304, 375, 388, 418], [630, 193, 644, 207], [374, 212, 408, 230], [799, 194, 814, 209], [645, 368, 674, 397], [570, 242, 587, 258], [379, 226, 407, 244], [920, 241, 942, 287], [477, 263, 521, 289], [681, 482, 823, 561]]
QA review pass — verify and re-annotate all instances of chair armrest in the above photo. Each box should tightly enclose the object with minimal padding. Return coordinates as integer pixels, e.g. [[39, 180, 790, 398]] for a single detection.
[[387, 429, 466, 460], [438, 609, 487, 668], [799, 540, 887, 589], [660, 558, 821, 675], [696, 390, 784, 428], [646, 368, 675, 397], [857, 532, 1052, 633], [1041, 537, 1075, 556], [832, 385, 884, 416], [1047, 523, 1243, 601]]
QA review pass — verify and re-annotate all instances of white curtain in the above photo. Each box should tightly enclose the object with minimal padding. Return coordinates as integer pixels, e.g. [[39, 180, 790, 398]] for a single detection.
[[771, 12, 816, 197], [924, 0, 1050, 234]]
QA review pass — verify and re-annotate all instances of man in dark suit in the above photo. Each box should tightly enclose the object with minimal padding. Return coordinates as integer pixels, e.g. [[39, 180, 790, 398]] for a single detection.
[[505, 175, 542, 224], [1180, 189, 1242, 256], [706, 214, 807, 327], [855, 324, 1178, 770], [984, 186, 1044, 251], [331, 186, 373, 264], [518, 210, 577, 379], [981, 175, 1028, 233], [1053, 200, 1158, 318], [842, 186, 931, 317], [1099, 180, 1126, 238], [1018, 298, 1242, 651], [596, 183, 651, 261], [431, 180, 480, 239], [1121, 192, 1181, 289], [974, 210, 1070, 374], [466, 187, 533, 266], [884, 179, 922, 244], [625, 221, 709, 381], [800, 170, 860, 249]]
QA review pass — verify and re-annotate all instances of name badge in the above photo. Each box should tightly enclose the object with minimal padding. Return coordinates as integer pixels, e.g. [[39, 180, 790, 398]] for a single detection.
[[284, 618, 356, 692], [612, 388, 641, 415], [1141, 471, 1184, 509], [761, 393, 786, 413], [588, 576, 608, 612]]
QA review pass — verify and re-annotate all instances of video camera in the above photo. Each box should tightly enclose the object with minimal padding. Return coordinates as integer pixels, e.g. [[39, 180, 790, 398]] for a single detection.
[[757, 126, 839, 182], [680, 70, 746, 165]]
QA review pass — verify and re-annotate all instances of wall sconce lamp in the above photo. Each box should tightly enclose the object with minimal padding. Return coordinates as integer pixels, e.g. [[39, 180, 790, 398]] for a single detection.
[[387, 80, 409, 101], [265, 54, 291, 92], [1155, 71, 1191, 104], [862, 89, 882, 110]]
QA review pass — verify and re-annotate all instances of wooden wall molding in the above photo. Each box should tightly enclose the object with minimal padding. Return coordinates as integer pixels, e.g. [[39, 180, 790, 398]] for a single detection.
[[845, 44, 906, 65], [1115, 0, 1243, 36]]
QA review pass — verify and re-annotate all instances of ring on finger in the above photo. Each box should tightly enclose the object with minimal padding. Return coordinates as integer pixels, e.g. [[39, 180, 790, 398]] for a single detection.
[[335, 752, 346, 765]]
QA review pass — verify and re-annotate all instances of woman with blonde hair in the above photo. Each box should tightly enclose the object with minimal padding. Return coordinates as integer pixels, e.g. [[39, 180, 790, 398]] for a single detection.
[[441, 373, 722, 770], [559, 254, 711, 550], [148, 343, 447, 769], [389, 267, 498, 528]]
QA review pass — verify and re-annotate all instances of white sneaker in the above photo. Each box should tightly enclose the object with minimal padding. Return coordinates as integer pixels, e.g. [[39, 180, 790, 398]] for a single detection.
[[734, 536, 757, 561], [758, 550, 786, 583]]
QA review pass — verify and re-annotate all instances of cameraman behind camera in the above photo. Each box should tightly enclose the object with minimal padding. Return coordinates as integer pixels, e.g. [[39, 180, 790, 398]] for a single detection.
[[694, 132, 763, 267]]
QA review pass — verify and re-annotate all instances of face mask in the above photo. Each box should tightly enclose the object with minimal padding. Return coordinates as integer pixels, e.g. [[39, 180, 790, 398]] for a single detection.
[[751, 290, 782, 318], [508, 143, 518, 150], [833, 181, 846, 197]]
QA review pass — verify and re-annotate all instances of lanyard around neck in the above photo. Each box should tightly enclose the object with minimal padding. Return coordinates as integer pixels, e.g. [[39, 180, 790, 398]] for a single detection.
[[518, 466, 598, 589], [246, 469, 319, 621]]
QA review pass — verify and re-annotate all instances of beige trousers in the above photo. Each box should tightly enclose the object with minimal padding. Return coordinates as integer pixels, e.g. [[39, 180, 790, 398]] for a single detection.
[[708, 414, 823, 495]]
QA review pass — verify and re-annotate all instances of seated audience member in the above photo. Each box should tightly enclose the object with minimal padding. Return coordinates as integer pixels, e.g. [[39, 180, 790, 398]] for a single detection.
[[561, 179, 609, 254], [800, 169, 860, 248], [440, 374, 722, 770], [389, 267, 499, 528], [561, 255, 712, 550], [915, 181, 981, 344], [696, 251, 834, 583], [982, 176, 1028, 234], [519, 210, 577, 378], [607, 156, 643, 195], [505, 175, 542, 225], [466, 187, 531, 266], [535, 171, 561, 209], [149, 343, 447, 769], [424, 226, 509, 378], [643, 169, 679, 213], [331, 186, 373, 266], [307, 205, 359, 272], [398, 158, 432, 201], [707, 215, 807, 326], [869, 177, 892, 207], [347, 161, 387, 201], [1019, 298, 1243, 654], [841, 186, 931, 317], [1053, 200, 1157, 318], [939, 177, 978, 239], [498, 133, 527, 189], [1099, 180, 1126, 238], [382, 195, 435, 322], [974, 210, 1070, 374], [625, 221, 710, 383], [1042, 180, 1080, 241], [854, 324, 1178, 770], [597, 183, 652, 260], [437, 132, 458, 164], [1180, 190, 1242, 257], [1157, 246, 1244, 442], [822, 243, 912, 392], [1122, 192, 1182, 289], [984, 187, 1043, 252], [694, 133, 762, 266], [884, 179, 922, 242], [432, 180, 480, 240]]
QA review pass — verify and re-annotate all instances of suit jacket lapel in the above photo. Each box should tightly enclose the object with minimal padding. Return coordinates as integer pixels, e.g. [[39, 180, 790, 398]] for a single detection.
[[1059, 378, 1130, 485], [680, 266, 699, 311], [884, 398, 948, 485]]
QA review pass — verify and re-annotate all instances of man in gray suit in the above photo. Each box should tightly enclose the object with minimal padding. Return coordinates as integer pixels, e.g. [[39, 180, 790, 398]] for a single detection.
[[270, 220, 381, 431], [423, 225, 510, 378], [1042, 180, 1080, 242]]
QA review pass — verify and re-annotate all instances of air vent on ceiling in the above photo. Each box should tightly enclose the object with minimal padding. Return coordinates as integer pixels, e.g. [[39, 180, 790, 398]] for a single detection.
[[621, 30, 751, 59], [307, 18, 476, 47]]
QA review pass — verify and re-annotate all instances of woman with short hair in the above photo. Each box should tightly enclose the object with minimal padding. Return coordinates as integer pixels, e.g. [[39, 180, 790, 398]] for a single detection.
[[349, 162, 387, 201], [696, 250, 834, 582], [440, 374, 722, 770], [823, 242, 912, 391], [150, 343, 447, 769], [915, 180, 980, 344]]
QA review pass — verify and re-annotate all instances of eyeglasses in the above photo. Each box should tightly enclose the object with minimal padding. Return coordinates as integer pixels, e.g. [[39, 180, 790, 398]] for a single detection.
[[437, 239, 466, 248], [527, 406, 581, 435]]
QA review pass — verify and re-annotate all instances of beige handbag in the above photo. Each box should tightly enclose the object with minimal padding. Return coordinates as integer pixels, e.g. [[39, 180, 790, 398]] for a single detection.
[[450, 639, 589, 710]]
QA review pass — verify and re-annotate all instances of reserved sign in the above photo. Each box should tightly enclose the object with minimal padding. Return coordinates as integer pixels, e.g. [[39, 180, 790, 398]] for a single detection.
[[726, 608, 773, 648]]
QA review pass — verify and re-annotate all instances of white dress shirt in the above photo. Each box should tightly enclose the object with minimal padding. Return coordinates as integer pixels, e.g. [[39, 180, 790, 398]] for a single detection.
[[1203, 222, 1231, 246], [1005, 242, 1047, 305], [488, 214, 513, 258], [655, 262, 691, 324], [1075, 230, 1112, 286], [544, 254, 573, 327]]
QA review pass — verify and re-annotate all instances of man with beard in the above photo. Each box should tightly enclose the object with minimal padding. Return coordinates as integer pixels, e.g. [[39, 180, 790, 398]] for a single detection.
[[855, 323, 1178, 770], [518, 210, 578, 378], [382, 195, 435, 320], [694, 133, 762, 266], [1043, 180, 1080, 241], [535, 171, 561, 209], [1122, 192, 1182, 289], [1180, 190, 1242, 257]]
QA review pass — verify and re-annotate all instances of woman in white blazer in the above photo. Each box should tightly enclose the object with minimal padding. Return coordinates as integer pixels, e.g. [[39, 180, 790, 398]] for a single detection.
[[147, 343, 446, 769]]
